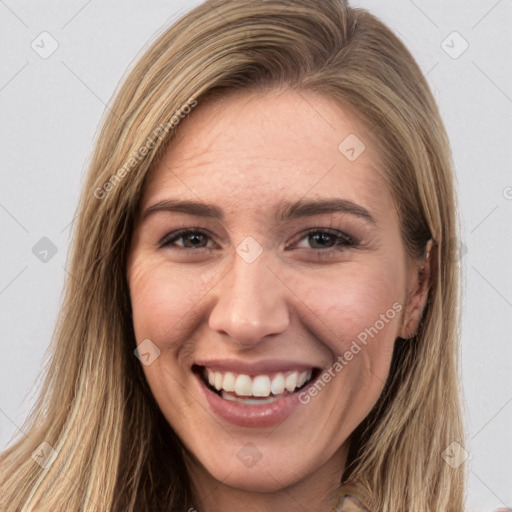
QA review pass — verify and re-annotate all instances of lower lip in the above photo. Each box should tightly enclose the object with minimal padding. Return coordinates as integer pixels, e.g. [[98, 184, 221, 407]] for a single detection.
[[195, 373, 305, 428]]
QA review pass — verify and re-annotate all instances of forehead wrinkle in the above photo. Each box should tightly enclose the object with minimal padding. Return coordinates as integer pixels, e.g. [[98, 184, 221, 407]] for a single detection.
[[146, 158, 392, 225], [143, 91, 395, 231]]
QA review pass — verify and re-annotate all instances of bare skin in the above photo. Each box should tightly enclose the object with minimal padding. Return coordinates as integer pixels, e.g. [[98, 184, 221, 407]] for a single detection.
[[126, 88, 431, 512]]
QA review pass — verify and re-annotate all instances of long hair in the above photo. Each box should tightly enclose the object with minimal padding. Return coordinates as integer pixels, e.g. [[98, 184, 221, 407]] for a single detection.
[[0, 1, 466, 510]]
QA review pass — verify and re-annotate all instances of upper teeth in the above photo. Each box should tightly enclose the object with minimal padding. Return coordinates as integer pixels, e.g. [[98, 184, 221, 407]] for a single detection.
[[205, 369, 312, 397]]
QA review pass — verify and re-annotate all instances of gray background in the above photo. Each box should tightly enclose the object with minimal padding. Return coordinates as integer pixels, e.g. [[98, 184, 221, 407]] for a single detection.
[[0, 1, 511, 510]]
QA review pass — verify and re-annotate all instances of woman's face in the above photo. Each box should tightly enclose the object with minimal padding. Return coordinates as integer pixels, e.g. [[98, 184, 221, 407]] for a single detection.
[[127, 89, 429, 505]]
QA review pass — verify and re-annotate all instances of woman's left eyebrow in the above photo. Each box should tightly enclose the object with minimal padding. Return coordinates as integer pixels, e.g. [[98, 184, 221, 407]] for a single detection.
[[277, 198, 376, 225], [141, 198, 377, 226]]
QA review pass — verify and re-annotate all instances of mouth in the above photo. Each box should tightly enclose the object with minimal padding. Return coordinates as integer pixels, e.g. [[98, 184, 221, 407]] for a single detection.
[[192, 364, 321, 406]]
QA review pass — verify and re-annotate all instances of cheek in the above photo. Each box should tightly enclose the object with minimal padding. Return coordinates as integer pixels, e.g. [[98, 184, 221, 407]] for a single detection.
[[291, 262, 403, 378], [128, 257, 217, 344], [127, 258, 215, 415]]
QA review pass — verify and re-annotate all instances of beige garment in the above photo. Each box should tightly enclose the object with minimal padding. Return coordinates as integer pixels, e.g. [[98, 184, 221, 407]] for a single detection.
[[332, 482, 377, 512], [335, 494, 372, 511]]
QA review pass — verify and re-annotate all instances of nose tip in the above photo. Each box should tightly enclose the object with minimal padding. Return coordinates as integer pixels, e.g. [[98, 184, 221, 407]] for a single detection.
[[215, 312, 290, 349], [207, 255, 290, 347]]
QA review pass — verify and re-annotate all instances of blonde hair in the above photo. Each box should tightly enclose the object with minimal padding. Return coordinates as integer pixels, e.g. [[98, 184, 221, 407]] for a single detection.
[[0, 0, 466, 510]]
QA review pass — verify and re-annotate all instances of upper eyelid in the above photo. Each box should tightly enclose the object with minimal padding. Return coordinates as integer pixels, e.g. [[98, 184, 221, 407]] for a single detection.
[[289, 228, 355, 246], [159, 228, 217, 248]]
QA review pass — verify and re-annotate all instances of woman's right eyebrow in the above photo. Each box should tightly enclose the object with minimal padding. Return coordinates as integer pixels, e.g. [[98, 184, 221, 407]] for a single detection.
[[141, 197, 377, 226], [142, 199, 223, 221]]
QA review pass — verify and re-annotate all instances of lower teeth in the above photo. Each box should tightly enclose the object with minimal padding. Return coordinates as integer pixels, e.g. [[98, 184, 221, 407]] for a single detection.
[[221, 391, 279, 405]]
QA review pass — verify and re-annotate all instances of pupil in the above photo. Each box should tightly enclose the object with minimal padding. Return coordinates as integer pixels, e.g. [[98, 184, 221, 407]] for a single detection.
[[311, 232, 333, 248], [186, 234, 205, 247]]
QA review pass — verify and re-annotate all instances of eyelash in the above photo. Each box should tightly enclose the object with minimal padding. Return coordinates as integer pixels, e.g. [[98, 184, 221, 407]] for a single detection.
[[159, 228, 358, 258]]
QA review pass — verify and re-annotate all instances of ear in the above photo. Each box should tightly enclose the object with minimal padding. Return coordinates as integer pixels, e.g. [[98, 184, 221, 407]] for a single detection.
[[399, 239, 434, 339]]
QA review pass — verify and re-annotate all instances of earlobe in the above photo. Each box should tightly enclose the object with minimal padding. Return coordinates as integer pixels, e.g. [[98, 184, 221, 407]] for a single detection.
[[399, 239, 434, 340]]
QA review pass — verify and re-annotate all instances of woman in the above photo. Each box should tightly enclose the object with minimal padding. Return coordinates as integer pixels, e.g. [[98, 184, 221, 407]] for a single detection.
[[0, 0, 466, 510]]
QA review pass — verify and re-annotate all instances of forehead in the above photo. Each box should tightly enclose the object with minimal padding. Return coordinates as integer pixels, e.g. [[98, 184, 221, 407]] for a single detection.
[[141, 89, 393, 218]]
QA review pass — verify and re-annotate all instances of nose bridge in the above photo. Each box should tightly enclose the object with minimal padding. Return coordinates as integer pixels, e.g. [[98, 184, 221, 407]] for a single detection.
[[208, 248, 290, 346]]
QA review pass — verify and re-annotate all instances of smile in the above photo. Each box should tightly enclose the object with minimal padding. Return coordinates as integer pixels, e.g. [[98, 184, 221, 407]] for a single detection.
[[201, 367, 315, 403], [192, 363, 322, 427]]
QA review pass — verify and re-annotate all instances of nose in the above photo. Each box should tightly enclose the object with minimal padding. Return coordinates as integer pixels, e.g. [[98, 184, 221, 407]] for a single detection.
[[208, 250, 290, 348]]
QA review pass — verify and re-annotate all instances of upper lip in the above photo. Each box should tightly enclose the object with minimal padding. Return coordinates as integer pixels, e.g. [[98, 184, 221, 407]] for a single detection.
[[193, 358, 322, 376]]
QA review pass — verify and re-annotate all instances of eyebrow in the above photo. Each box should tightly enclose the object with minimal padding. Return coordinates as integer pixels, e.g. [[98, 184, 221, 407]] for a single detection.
[[141, 198, 377, 225]]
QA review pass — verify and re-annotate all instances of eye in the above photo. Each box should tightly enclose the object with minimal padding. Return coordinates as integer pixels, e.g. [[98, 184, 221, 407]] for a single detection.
[[289, 228, 357, 257], [159, 229, 217, 251]]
